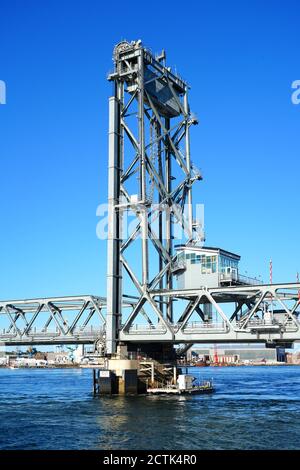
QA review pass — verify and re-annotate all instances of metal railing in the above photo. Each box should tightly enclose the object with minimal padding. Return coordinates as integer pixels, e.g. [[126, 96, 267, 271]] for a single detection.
[[126, 323, 167, 334], [180, 321, 227, 332], [0, 326, 103, 341], [219, 272, 263, 286], [236, 317, 299, 331]]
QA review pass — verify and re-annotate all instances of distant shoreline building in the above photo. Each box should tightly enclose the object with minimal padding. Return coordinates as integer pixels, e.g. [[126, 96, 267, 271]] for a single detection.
[[187, 344, 286, 364]]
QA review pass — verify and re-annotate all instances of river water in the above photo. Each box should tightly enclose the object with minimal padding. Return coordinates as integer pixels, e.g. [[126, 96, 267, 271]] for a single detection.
[[0, 366, 299, 450]]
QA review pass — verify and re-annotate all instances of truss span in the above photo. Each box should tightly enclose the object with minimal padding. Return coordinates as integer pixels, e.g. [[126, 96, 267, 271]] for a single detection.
[[0, 296, 106, 346], [1, 283, 299, 347]]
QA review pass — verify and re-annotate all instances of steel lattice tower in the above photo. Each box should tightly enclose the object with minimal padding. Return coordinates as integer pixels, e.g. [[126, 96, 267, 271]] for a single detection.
[[106, 40, 202, 354]]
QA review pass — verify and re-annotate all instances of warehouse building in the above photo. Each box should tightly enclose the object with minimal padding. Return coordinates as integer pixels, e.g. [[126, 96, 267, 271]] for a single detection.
[[187, 344, 286, 364]]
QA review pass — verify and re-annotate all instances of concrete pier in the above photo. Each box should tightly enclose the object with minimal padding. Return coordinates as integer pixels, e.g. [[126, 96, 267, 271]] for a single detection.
[[93, 345, 177, 395]]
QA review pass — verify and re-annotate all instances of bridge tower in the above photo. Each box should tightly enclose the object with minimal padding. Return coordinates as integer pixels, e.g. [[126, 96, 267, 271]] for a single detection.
[[106, 40, 202, 355]]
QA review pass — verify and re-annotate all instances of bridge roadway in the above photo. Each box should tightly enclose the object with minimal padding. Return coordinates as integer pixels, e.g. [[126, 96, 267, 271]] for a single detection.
[[0, 283, 299, 347]]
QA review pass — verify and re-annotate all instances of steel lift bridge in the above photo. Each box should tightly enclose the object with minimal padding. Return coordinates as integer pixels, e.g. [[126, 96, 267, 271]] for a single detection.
[[0, 40, 300, 355]]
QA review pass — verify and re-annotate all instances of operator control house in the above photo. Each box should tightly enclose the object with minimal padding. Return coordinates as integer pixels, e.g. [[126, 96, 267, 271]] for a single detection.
[[175, 246, 261, 289]]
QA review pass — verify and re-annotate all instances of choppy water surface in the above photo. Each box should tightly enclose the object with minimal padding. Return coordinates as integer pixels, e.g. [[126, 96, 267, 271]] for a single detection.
[[0, 366, 299, 450]]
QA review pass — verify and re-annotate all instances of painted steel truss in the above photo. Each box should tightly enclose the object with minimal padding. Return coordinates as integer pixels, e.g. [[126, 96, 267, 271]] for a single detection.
[[2, 42, 298, 354], [119, 283, 300, 345], [106, 40, 202, 353], [0, 283, 299, 347], [0, 296, 106, 346]]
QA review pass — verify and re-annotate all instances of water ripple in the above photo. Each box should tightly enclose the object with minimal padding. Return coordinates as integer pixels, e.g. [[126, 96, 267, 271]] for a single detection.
[[0, 366, 299, 449]]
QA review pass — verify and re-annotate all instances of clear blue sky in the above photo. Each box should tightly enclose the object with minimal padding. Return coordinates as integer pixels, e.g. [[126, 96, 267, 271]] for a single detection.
[[0, 0, 299, 300]]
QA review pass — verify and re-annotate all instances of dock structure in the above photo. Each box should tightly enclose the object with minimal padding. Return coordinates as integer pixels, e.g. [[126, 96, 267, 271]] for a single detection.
[[0, 40, 300, 394]]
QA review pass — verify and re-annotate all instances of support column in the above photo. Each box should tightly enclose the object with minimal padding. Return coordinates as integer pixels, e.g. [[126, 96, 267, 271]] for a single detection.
[[165, 117, 173, 322], [157, 121, 164, 314], [138, 49, 149, 288], [106, 92, 122, 355]]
